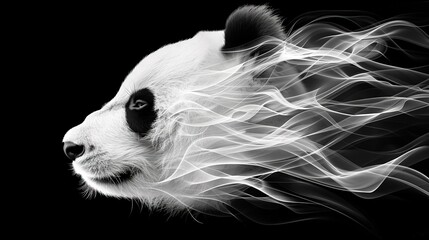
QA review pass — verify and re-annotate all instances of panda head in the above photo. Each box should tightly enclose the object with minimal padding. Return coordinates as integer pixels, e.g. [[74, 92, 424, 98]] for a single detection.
[[63, 6, 302, 208]]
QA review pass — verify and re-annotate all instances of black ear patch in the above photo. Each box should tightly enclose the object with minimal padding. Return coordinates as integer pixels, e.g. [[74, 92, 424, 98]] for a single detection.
[[125, 88, 157, 137], [222, 5, 285, 52]]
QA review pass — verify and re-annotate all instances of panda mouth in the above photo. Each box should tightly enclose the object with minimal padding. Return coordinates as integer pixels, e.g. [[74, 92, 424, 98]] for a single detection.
[[92, 168, 139, 185]]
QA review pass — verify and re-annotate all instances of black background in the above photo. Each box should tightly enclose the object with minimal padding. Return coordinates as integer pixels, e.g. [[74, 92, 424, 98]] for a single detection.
[[13, 0, 429, 238]]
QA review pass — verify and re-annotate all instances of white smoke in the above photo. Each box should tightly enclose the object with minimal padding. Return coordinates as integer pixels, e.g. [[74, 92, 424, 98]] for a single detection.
[[145, 16, 429, 223]]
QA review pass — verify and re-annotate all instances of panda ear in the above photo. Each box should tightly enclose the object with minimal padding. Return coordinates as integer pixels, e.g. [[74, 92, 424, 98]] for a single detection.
[[222, 5, 285, 54]]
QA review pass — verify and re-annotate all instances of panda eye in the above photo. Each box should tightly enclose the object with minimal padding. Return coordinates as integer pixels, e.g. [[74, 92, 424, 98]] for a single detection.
[[129, 99, 147, 110], [125, 88, 157, 136]]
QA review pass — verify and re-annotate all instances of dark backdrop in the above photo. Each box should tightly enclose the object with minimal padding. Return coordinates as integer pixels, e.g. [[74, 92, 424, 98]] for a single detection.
[[16, 0, 429, 238]]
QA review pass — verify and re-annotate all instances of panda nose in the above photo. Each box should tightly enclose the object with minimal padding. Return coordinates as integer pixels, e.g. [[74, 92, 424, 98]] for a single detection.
[[63, 141, 85, 161]]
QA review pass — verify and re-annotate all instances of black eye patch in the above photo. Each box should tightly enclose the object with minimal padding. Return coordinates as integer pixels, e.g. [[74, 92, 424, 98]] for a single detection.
[[125, 88, 157, 136]]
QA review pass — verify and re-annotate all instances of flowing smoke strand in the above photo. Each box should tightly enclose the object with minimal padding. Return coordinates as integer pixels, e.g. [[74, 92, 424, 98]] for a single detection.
[[155, 17, 429, 221]]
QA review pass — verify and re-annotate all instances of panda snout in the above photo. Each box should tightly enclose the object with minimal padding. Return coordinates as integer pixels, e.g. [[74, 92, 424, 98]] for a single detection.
[[63, 141, 85, 161]]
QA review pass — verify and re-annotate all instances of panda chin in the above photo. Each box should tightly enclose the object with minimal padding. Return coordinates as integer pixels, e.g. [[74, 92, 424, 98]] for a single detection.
[[91, 168, 140, 185]]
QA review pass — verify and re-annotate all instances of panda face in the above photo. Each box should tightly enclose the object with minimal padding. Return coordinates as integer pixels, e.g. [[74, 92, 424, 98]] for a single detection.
[[62, 30, 235, 199]]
